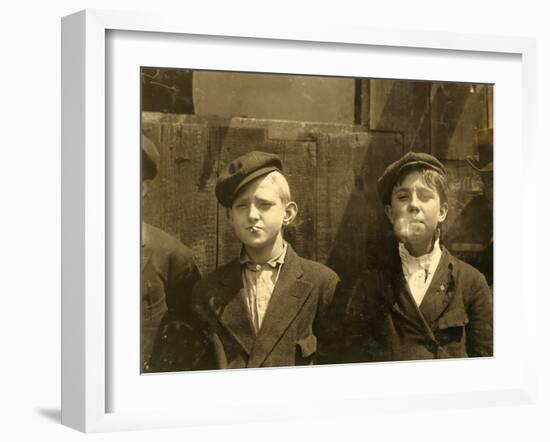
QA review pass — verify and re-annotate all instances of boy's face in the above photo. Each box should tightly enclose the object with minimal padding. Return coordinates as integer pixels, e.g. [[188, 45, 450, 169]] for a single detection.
[[385, 169, 448, 245], [229, 175, 296, 251]]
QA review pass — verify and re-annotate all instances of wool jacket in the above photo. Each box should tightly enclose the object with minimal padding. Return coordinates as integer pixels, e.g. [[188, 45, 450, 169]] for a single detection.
[[141, 223, 201, 372], [341, 242, 493, 363], [191, 244, 341, 369]]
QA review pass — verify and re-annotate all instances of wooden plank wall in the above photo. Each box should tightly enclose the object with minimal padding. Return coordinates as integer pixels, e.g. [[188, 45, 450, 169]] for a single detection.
[[142, 114, 400, 283], [142, 117, 218, 274], [142, 80, 492, 283], [368, 80, 492, 237]]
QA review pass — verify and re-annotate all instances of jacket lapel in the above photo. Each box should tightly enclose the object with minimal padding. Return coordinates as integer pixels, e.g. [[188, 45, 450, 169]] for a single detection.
[[418, 248, 456, 326], [211, 260, 256, 355], [380, 246, 412, 322], [387, 273, 428, 331], [247, 247, 313, 368], [381, 244, 435, 331]]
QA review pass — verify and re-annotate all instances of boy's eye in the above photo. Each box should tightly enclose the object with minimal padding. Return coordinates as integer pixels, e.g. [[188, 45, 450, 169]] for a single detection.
[[396, 193, 409, 201], [417, 190, 435, 201]]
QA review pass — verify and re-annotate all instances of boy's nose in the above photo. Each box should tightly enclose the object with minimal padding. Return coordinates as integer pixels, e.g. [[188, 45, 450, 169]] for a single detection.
[[408, 193, 420, 211], [248, 205, 260, 220]]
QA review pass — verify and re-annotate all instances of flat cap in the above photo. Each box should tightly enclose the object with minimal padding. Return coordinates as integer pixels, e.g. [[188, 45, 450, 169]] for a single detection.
[[142, 135, 160, 180], [215, 150, 283, 208], [377, 151, 446, 204]]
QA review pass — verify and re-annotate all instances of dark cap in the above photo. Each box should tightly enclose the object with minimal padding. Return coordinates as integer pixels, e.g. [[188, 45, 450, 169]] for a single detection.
[[215, 150, 283, 208], [142, 135, 160, 180], [377, 151, 446, 204], [467, 128, 493, 173]]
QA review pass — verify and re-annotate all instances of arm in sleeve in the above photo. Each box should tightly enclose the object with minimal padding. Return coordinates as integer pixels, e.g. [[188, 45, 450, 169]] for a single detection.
[[314, 273, 344, 365], [149, 249, 203, 372], [165, 248, 202, 323], [465, 276, 493, 357]]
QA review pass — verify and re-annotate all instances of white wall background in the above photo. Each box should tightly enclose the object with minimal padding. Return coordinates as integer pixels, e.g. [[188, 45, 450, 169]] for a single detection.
[[0, 1, 547, 441]]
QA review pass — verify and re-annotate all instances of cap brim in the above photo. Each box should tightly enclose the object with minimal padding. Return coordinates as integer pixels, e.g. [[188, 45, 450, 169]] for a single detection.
[[397, 160, 445, 178], [466, 157, 493, 172], [377, 159, 446, 204]]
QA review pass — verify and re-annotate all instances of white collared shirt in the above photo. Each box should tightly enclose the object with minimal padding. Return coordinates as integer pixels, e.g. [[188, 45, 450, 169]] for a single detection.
[[398, 238, 442, 306], [239, 243, 287, 332]]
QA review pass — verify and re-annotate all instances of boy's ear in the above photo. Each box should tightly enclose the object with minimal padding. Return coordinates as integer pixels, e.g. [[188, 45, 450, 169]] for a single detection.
[[438, 202, 449, 223], [283, 201, 298, 226], [384, 204, 395, 225]]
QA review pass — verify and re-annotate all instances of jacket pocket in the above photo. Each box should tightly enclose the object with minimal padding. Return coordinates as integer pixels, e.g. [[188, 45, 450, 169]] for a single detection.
[[434, 308, 469, 350], [437, 308, 469, 330], [296, 334, 317, 364]]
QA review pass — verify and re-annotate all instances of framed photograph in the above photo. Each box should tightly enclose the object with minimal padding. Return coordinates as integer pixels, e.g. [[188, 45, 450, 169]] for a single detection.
[[62, 9, 537, 433]]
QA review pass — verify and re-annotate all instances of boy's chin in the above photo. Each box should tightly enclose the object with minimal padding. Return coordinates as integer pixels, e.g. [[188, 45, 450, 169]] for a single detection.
[[399, 233, 439, 254], [240, 237, 270, 250], [394, 229, 432, 244], [236, 230, 281, 250], [242, 241, 266, 250], [392, 219, 427, 242]]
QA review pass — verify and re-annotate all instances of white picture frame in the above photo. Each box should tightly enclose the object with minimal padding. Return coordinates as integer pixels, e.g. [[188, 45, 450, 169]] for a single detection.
[[61, 9, 537, 433]]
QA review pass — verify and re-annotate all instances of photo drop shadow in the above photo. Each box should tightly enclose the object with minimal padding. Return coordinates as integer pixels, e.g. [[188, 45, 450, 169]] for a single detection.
[[34, 408, 61, 423]]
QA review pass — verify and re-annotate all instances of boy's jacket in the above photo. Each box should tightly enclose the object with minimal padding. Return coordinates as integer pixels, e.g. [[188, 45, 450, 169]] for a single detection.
[[192, 244, 340, 369], [342, 242, 493, 363]]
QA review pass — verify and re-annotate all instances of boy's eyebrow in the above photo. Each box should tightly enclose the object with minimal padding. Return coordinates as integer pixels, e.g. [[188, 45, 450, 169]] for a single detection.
[[233, 195, 250, 204], [417, 187, 436, 194], [392, 184, 436, 195], [255, 195, 277, 203], [392, 186, 409, 193]]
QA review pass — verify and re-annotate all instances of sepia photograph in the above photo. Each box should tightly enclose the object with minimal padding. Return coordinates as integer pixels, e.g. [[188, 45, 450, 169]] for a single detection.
[[54, 4, 545, 435], [140, 67, 494, 373]]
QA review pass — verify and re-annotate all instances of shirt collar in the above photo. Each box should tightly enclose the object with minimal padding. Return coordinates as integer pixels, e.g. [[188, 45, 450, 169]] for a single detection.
[[398, 237, 441, 273], [239, 241, 288, 270]]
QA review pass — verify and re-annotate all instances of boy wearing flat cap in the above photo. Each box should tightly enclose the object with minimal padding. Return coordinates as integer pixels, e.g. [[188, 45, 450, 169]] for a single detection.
[[343, 152, 493, 362], [141, 135, 202, 372], [191, 150, 340, 369]]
